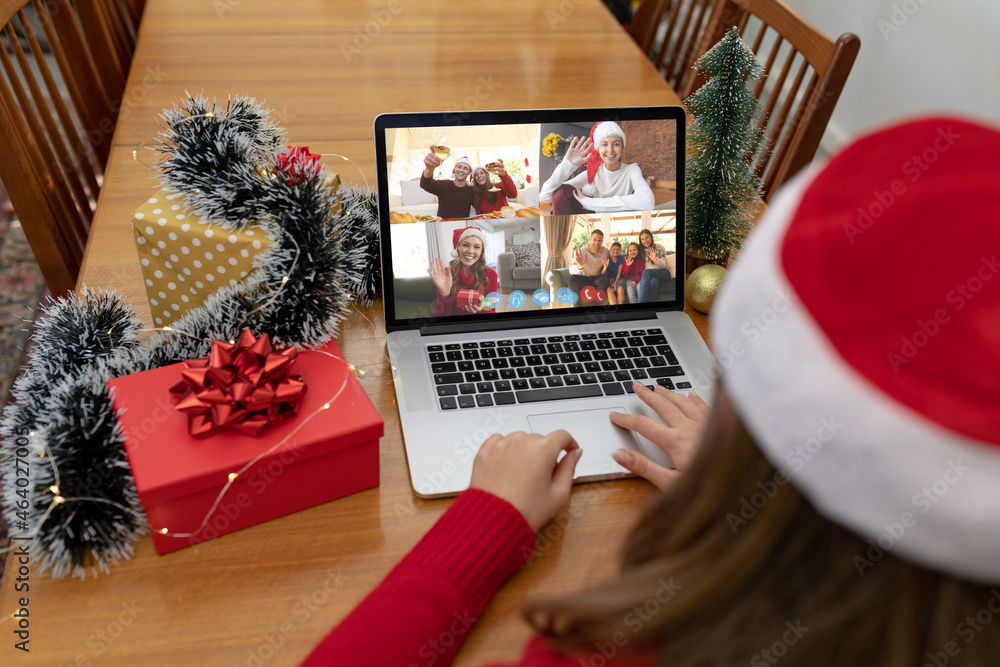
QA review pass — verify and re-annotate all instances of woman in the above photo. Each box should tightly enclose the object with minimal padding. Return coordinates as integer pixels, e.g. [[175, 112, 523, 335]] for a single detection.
[[539, 121, 655, 215], [428, 226, 498, 316], [472, 160, 518, 215], [303, 117, 1000, 666], [636, 229, 675, 303]]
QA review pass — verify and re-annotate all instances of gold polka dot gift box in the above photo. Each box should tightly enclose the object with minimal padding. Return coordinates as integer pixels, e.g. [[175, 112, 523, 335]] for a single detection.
[[131, 190, 272, 326]]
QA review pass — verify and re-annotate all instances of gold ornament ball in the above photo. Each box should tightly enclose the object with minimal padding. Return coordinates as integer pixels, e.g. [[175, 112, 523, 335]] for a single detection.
[[686, 264, 728, 314]]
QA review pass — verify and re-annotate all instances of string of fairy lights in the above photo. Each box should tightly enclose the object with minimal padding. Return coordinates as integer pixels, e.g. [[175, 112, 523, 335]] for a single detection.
[[0, 107, 392, 579]]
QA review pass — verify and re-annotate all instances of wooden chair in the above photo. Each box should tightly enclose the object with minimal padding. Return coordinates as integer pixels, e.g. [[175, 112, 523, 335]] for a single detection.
[[629, 0, 718, 96], [681, 0, 860, 200], [0, 0, 141, 296]]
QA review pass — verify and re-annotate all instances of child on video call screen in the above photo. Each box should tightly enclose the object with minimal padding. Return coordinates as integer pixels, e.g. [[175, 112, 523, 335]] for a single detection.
[[385, 118, 679, 320]]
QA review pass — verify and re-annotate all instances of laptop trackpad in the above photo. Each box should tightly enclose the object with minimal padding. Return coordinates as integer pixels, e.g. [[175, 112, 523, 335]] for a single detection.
[[527, 408, 638, 480]]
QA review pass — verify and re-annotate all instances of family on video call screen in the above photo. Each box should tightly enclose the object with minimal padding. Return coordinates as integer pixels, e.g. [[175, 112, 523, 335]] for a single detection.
[[384, 118, 678, 320]]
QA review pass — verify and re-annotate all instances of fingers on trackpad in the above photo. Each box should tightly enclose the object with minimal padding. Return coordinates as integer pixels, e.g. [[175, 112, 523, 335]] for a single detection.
[[526, 408, 640, 478]]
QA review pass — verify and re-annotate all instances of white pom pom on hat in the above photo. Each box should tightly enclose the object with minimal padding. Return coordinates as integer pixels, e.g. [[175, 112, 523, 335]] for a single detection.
[[710, 116, 1000, 583]]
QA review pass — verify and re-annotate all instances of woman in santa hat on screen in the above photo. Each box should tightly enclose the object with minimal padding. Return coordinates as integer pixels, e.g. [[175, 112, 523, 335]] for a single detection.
[[472, 160, 518, 216], [428, 226, 498, 316], [539, 121, 655, 215], [305, 116, 1000, 666]]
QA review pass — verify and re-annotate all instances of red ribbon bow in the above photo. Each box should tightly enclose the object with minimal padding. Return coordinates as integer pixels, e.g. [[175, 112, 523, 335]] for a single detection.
[[274, 145, 322, 186], [169, 329, 307, 438]]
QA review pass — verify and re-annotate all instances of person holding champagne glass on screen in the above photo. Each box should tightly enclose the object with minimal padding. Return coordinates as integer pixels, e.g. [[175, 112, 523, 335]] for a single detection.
[[420, 144, 476, 219], [472, 160, 518, 215]]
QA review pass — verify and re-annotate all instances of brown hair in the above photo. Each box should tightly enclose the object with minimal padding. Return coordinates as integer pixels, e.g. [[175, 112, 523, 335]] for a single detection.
[[524, 388, 1000, 666], [472, 168, 499, 207], [449, 236, 490, 297], [638, 228, 656, 263]]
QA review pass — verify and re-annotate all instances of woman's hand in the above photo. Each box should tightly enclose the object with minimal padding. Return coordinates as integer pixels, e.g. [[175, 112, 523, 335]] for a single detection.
[[462, 302, 484, 314], [609, 383, 710, 491], [494, 159, 506, 176], [564, 136, 593, 167], [427, 257, 453, 296], [470, 430, 582, 531], [646, 245, 658, 261], [572, 187, 587, 202]]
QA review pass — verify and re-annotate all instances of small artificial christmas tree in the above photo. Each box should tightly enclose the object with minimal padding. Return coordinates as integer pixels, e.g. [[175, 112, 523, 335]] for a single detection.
[[685, 27, 767, 264]]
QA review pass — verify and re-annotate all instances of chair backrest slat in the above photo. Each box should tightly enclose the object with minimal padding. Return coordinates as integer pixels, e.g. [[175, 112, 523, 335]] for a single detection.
[[633, 0, 717, 95], [639, 0, 860, 201], [14, 12, 101, 207], [0, 0, 145, 297]]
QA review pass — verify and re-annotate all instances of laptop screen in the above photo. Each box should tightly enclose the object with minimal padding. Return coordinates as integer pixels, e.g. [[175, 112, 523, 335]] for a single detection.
[[374, 107, 685, 330]]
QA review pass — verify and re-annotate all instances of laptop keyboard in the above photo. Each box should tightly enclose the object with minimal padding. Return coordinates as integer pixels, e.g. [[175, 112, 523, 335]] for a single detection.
[[428, 328, 693, 410]]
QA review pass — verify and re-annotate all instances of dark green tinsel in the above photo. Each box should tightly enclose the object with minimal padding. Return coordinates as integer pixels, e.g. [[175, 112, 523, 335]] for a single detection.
[[685, 28, 767, 260], [155, 93, 285, 230], [1, 94, 371, 578], [0, 292, 148, 578], [340, 186, 382, 307]]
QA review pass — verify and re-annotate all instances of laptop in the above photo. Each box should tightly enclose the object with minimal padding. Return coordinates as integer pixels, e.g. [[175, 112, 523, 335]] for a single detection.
[[374, 107, 717, 498]]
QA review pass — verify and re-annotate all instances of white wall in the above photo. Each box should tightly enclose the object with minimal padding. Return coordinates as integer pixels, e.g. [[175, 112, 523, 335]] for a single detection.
[[784, 0, 1000, 151]]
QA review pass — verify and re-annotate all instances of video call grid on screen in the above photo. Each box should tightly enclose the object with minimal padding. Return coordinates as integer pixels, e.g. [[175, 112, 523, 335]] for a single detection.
[[374, 107, 685, 327]]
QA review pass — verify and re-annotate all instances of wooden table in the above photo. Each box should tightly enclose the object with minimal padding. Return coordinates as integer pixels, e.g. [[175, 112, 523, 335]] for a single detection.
[[1, 1, 708, 664]]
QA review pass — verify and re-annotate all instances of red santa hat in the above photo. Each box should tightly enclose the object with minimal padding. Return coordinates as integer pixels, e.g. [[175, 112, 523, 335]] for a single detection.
[[583, 121, 626, 196], [710, 116, 1000, 582], [453, 156, 474, 180], [450, 226, 488, 258]]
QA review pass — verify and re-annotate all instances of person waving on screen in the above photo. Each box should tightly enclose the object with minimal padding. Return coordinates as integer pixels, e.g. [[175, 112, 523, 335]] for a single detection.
[[428, 227, 498, 316], [539, 121, 654, 215]]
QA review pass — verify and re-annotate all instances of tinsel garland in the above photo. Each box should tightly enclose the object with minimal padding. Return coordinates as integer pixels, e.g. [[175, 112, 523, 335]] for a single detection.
[[155, 93, 284, 229], [0, 290, 148, 578], [339, 186, 382, 307], [0, 94, 382, 578]]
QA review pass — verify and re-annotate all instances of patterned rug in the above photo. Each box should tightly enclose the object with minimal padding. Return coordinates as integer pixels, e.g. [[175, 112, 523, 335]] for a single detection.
[[0, 182, 47, 409], [0, 181, 48, 577]]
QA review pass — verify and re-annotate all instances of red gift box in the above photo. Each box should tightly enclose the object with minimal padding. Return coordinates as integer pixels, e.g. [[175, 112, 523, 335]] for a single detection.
[[107, 340, 382, 555], [455, 289, 482, 309]]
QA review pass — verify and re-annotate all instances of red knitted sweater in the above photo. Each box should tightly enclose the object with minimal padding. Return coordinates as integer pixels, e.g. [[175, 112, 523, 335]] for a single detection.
[[300, 489, 653, 666]]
